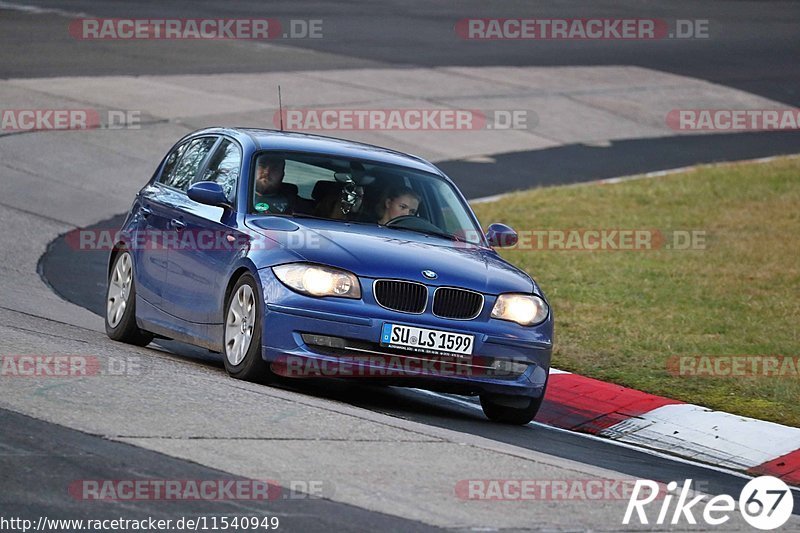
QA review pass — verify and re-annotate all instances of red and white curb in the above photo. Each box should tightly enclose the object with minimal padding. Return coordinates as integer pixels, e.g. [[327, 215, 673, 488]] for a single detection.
[[539, 369, 800, 486]]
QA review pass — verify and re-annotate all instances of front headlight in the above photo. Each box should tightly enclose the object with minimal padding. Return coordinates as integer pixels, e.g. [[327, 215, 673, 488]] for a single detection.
[[491, 293, 549, 326], [272, 263, 361, 299]]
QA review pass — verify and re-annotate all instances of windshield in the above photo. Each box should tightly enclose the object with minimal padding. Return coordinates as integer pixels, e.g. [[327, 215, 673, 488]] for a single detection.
[[250, 151, 485, 245]]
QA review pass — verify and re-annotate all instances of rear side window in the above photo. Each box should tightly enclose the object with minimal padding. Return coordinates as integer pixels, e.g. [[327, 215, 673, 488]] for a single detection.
[[197, 139, 241, 202], [159, 137, 217, 191]]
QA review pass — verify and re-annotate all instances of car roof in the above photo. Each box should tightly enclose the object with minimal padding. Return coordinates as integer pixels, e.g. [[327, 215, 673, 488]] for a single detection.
[[188, 127, 444, 176]]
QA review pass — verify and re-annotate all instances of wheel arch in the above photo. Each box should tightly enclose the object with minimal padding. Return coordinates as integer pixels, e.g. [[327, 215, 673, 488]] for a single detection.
[[222, 261, 263, 321], [108, 241, 128, 279]]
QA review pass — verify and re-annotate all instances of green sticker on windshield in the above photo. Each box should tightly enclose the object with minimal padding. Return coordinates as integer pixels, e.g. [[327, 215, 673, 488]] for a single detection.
[[255, 202, 270, 212]]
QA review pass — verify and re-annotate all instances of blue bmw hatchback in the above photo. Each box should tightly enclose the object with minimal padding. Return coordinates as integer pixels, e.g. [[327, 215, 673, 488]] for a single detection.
[[106, 128, 553, 424]]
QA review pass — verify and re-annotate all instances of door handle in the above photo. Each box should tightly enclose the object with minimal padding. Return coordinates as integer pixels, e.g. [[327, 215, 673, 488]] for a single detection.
[[170, 218, 186, 230], [140, 206, 153, 218]]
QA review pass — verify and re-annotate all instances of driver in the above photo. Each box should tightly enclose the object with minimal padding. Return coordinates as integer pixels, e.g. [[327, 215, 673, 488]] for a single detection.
[[377, 186, 420, 225], [253, 155, 295, 214]]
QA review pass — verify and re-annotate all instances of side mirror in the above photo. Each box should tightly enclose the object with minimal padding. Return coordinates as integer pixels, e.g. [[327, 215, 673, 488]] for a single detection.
[[188, 181, 231, 209], [486, 223, 518, 248]]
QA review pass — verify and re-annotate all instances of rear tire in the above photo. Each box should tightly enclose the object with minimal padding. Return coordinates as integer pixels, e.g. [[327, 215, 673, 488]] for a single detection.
[[105, 250, 153, 347], [222, 274, 272, 383], [480, 392, 544, 425]]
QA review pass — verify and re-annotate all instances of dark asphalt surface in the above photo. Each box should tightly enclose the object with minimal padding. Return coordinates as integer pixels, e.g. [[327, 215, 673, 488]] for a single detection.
[[0, 408, 440, 532], [7, 0, 800, 527], [439, 131, 800, 198]]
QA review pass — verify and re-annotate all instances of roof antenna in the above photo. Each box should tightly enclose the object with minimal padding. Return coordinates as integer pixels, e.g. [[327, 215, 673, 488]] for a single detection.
[[278, 85, 284, 131]]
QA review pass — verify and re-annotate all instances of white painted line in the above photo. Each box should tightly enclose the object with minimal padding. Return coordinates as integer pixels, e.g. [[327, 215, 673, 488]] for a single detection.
[[468, 192, 510, 204], [600, 403, 800, 470], [460, 155, 496, 164], [0, 1, 91, 17], [470, 192, 514, 205]]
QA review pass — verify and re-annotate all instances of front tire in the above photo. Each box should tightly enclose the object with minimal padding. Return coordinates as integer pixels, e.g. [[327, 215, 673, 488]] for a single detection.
[[105, 250, 153, 346], [480, 392, 545, 425], [222, 274, 271, 382]]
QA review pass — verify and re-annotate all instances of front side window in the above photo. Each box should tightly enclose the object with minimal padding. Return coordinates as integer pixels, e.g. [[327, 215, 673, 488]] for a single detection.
[[160, 137, 217, 191]]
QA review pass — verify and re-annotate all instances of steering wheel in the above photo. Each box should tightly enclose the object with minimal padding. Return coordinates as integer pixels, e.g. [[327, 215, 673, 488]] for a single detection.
[[385, 215, 442, 233]]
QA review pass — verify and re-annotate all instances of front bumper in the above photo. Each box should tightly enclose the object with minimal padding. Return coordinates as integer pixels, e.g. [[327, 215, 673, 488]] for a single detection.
[[258, 270, 552, 398]]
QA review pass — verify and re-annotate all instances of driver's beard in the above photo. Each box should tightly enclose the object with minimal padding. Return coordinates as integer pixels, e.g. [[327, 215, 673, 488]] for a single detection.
[[256, 181, 277, 195]]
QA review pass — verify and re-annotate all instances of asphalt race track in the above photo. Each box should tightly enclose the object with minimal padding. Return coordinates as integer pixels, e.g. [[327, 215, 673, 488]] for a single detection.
[[4, 0, 800, 106], [2, 1, 800, 531]]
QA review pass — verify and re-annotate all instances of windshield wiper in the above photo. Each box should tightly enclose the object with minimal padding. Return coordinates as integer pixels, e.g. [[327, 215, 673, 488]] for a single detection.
[[385, 225, 466, 243], [289, 213, 374, 226]]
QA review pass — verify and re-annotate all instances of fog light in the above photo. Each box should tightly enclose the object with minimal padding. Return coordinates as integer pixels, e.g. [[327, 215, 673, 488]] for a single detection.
[[492, 359, 529, 376], [302, 334, 347, 349]]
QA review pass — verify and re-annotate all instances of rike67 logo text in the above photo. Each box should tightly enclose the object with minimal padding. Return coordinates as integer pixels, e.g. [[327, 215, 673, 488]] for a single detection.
[[624, 477, 794, 530]]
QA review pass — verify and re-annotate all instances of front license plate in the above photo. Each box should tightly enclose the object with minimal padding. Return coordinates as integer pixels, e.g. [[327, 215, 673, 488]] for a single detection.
[[380, 323, 474, 357]]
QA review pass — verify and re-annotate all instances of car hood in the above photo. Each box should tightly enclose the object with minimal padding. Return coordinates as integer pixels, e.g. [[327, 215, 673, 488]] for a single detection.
[[246, 217, 536, 295]]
